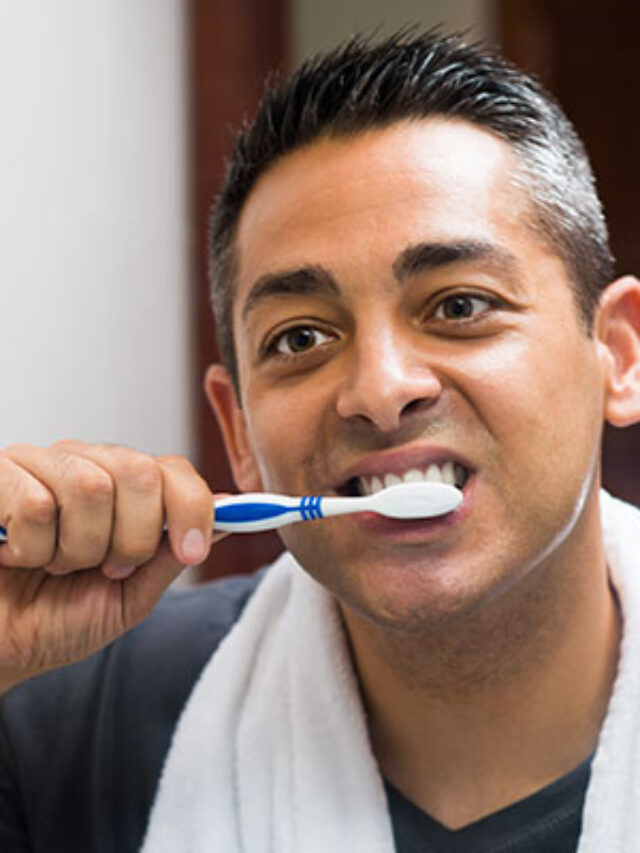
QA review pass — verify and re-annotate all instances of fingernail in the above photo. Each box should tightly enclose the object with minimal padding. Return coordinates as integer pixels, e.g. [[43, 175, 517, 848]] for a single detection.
[[181, 529, 207, 564], [103, 564, 136, 580]]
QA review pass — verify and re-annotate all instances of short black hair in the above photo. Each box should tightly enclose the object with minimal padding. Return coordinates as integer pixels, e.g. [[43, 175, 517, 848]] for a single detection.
[[209, 28, 614, 388]]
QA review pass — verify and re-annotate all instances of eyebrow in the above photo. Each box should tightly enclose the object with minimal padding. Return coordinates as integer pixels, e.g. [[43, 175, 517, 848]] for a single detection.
[[393, 240, 525, 289], [241, 239, 524, 323], [241, 266, 339, 323]]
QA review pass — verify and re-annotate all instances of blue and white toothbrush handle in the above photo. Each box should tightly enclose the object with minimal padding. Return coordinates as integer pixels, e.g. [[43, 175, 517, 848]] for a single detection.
[[212, 493, 329, 532]]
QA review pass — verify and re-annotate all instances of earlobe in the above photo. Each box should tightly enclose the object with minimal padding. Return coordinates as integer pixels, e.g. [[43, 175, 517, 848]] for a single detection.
[[596, 276, 640, 427], [204, 364, 264, 492]]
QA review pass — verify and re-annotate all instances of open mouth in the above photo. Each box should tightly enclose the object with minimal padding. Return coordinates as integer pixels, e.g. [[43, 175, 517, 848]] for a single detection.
[[341, 461, 472, 497]]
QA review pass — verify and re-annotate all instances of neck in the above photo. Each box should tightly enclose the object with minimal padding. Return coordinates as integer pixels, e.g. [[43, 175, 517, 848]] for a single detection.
[[339, 491, 621, 829]]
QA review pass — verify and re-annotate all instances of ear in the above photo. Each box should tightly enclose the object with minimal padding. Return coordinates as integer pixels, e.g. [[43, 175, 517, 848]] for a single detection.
[[596, 275, 640, 427], [204, 364, 264, 492]]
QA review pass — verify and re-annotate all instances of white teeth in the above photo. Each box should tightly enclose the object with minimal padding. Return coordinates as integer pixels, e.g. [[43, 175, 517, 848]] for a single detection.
[[383, 473, 402, 489], [360, 476, 382, 496], [441, 461, 456, 486], [357, 462, 469, 495]]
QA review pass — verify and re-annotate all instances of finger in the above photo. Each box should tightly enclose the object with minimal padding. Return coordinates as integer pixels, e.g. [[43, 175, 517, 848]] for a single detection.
[[3, 444, 114, 574], [0, 454, 57, 568], [57, 443, 165, 577], [105, 522, 230, 586], [156, 455, 214, 565]]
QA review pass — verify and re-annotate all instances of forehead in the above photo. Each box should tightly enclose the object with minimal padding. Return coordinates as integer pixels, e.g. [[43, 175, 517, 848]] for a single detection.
[[234, 119, 533, 304]]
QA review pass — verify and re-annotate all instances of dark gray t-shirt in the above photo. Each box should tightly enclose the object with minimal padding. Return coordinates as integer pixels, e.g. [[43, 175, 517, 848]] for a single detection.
[[0, 570, 590, 852], [384, 756, 591, 853]]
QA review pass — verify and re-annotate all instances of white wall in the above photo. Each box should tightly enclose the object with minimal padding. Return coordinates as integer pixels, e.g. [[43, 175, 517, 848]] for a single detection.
[[291, 0, 494, 66], [0, 1, 192, 456]]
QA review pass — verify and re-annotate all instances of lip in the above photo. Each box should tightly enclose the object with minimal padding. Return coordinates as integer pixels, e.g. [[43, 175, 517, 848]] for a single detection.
[[333, 444, 476, 495], [346, 470, 476, 541]]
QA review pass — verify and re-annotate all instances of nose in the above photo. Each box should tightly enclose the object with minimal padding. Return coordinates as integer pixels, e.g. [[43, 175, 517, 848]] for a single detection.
[[335, 324, 443, 432]]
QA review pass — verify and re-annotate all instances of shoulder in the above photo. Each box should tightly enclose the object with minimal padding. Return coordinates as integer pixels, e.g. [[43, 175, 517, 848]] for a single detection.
[[0, 568, 266, 851], [3, 568, 266, 720]]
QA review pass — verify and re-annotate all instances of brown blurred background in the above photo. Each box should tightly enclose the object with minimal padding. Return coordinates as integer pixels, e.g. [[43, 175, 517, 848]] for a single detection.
[[190, 0, 640, 580]]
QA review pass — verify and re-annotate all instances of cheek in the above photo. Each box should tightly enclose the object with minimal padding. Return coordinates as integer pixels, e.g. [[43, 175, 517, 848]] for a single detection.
[[241, 381, 331, 491], [463, 332, 603, 497]]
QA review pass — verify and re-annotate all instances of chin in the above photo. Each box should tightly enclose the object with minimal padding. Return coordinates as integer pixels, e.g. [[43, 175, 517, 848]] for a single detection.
[[321, 551, 502, 634], [346, 581, 495, 633]]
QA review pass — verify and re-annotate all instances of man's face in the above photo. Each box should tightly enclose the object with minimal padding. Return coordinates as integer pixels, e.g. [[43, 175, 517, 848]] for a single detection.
[[215, 119, 608, 630]]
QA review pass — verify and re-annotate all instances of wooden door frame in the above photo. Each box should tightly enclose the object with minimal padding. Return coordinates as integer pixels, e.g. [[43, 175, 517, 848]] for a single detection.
[[190, 0, 288, 578]]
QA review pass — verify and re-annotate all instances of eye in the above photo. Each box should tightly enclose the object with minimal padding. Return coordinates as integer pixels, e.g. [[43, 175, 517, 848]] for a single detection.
[[433, 293, 495, 321], [272, 325, 334, 356]]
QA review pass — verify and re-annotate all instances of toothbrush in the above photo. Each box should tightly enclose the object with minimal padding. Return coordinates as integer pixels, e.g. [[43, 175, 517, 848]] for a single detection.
[[212, 481, 462, 533], [0, 482, 462, 542]]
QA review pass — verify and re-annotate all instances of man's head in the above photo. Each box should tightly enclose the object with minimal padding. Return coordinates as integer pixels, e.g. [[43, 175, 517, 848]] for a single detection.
[[205, 31, 640, 634], [210, 29, 614, 390]]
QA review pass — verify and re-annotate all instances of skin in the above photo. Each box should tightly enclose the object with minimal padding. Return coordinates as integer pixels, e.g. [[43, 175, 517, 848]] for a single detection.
[[207, 119, 640, 827]]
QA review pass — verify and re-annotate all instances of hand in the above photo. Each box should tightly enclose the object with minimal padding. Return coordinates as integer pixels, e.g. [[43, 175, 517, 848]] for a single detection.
[[0, 440, 221, 692]]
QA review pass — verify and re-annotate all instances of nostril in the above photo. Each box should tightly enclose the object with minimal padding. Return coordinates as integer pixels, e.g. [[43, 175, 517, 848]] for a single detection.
[[401, 397, 432, 418], [335, 363, 441, 431]]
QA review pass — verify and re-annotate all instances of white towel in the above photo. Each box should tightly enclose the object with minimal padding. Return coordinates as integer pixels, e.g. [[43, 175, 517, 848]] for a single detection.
[[142, 490, 640, 852], [142, 550, 394, 853], [577, 491, 640, 852]]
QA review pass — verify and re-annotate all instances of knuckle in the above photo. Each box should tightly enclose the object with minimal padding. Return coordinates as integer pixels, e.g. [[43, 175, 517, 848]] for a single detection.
[[51, 438, 83, 453], [21, 491, 57, 527], [159, 456, 210, 501], [69, 466, 113, 503], [158, 453, 190, 469], [117, 455, 162, 493], [4, 443, 34, 459]]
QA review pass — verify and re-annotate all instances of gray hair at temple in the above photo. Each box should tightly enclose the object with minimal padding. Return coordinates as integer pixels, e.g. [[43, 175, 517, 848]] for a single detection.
[[209, 29, 614, 391]]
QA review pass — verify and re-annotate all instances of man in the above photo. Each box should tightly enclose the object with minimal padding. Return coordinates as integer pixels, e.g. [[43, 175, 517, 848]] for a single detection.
[[1, 30, 639, 852]]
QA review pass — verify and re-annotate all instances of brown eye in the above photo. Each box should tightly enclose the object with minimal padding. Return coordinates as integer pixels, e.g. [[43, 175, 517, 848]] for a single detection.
[[275, 326, 332, 355], [435, 294, 492, 320]]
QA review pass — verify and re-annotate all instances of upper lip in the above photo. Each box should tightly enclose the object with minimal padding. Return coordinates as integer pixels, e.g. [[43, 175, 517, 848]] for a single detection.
[[333, 445, 476, 493]]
